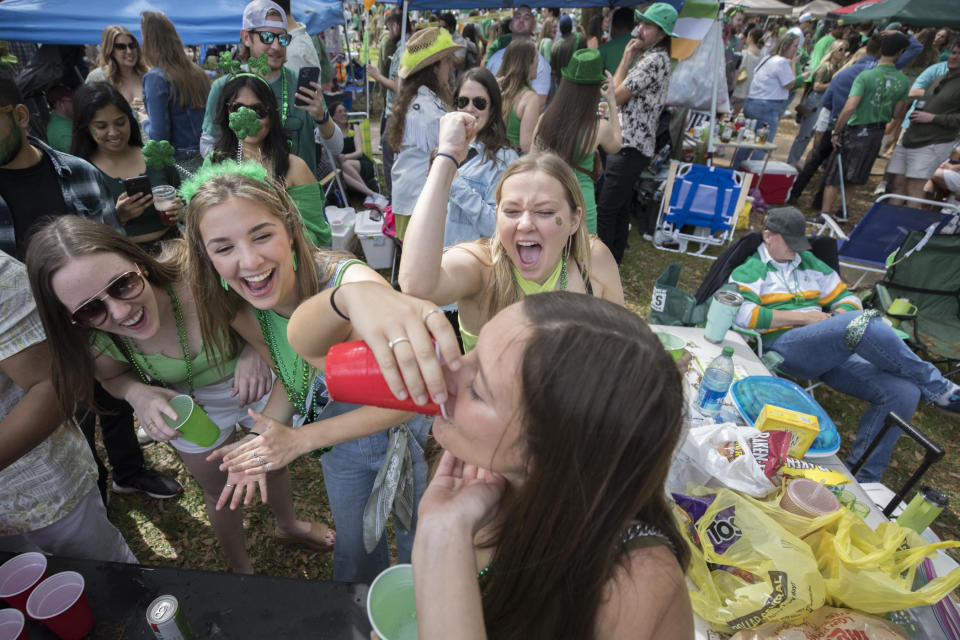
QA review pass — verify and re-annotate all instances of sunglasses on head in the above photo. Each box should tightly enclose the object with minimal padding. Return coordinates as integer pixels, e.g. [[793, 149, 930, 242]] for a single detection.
[[70, 267, 146, 327], [228, 102, 271, 119], [113, 41, 138, 52], [455, 95, 488, 111], [253, 30, 292, 47]]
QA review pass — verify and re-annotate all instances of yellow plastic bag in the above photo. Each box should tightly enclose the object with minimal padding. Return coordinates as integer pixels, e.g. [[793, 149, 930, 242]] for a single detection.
[[676, 487, 825, 634]]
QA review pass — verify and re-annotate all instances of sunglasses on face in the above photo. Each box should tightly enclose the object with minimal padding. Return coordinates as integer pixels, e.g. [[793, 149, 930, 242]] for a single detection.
[[253, 30, 292, 47], [113, 41, 138, 52], [70, 268, 146, 326], [455, 95, 488, 111], [228, 101, 271, 119]]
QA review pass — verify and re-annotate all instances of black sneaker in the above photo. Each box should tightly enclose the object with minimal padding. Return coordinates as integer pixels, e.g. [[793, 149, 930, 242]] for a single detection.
[[112, 469, 183, 499]]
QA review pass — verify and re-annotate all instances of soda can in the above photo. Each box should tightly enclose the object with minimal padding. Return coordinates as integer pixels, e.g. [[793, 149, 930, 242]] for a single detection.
[[146, 595, 196, 640]]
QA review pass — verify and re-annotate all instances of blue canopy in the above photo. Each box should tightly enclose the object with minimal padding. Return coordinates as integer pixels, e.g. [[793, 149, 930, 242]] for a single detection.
[[378, 0, 682, 8], [0, 0, 345, 45]]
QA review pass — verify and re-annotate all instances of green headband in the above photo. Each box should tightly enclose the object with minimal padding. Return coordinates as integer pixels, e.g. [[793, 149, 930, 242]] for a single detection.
[[178, 160, 269, 205]]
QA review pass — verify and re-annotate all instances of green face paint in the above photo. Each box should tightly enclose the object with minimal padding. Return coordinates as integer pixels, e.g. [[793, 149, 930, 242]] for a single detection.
[[556, 216, 563, 226]]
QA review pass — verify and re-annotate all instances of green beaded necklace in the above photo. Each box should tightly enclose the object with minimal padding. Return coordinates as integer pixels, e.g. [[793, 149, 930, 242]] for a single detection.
[[254, 309, 313, 417], [122, 285, 195, 398], [279, 70, 288, 127]]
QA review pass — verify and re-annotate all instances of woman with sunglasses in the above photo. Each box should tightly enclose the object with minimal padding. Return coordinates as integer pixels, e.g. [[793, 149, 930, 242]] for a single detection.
[[400, 113, 623, 353], [181, 164, 431, 584], [24, 217, 330, 574], [71, 82, 181, 249], [86, 26, 148, 109], [140, 12, 211, 172], [444, 67, 517, 247], [207, 74, 331, 248]]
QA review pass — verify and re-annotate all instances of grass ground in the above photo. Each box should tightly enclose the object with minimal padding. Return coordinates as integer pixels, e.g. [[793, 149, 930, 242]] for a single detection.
[[107, 105, 960, 579]]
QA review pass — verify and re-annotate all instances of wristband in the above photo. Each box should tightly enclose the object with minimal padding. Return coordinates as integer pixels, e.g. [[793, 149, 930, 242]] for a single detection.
[[948, 158, 960, 166], [330, 285, 350, 322], [317, 109, 330, 125], [435, 152, 461, 168], [249, 431, 262, 437]]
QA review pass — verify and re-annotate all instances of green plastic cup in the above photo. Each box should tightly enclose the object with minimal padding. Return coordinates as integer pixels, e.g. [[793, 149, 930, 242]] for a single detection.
[[367, 564, 418, 640], [161, 395, 220, 447], [655, 331, 686, 361]]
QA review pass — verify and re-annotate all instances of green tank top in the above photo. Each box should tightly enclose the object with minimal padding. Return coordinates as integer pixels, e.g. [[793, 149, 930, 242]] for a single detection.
[[574, 151, 598, 235], [505, 87, 531, 149], [92, 332, 236, 388]]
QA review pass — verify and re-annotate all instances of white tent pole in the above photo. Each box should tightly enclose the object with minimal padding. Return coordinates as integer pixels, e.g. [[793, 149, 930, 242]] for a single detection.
[[708, 6, 721, 163], [399, 0, 409, 94]]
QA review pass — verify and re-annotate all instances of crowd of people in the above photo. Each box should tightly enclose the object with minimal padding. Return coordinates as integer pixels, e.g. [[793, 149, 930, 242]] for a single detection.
[[1, 1, 959, 637]]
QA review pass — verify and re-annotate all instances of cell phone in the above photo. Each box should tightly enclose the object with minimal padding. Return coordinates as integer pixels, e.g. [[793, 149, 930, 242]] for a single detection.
[[123, 174, 152, 199], [295, 66, 321, 107]]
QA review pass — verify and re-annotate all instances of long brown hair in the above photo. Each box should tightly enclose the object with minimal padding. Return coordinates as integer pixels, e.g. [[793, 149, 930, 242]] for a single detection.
[[455, 67, 510, 166], [140, 11, 210, 109], [497, 39, 536, 121], [387, 59, 453, 150], [535, 79, 601, 171], [479, 291, 688, 639], [97, 25, 148, 87], [24, 217, 181, 418]]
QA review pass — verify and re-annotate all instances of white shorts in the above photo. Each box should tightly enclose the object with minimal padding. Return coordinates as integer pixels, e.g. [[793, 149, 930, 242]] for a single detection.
[[168, 377, 269, 454], [814, 107, 831, 133], [887, 140, 956, 180], [944, 167, 960, 194]]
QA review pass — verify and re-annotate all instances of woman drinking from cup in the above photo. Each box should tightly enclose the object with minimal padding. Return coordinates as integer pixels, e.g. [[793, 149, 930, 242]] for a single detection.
[[286, 285, 694, 639], [71, 82, 181, 249], [399, 112, 623, 352], [24, 217, 322, 574], [86, 25, 148, 109], [181, 163, 432, 584]]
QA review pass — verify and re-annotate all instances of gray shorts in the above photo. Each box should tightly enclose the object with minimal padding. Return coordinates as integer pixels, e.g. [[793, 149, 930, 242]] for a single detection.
[[887, 140, 956, 180]]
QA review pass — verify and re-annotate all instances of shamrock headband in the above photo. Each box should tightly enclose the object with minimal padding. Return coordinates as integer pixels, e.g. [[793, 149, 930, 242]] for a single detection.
[[179, 160, 270, 205], [218, 51, 271, 84]]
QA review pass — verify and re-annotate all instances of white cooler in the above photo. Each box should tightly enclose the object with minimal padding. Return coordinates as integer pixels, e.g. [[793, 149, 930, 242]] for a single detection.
[[355, 210, 394, 270], [325, 206, 356, 251]]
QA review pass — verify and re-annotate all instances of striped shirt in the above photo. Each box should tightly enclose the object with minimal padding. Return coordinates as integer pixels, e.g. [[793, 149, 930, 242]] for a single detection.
[[729, 244, 861, 343]]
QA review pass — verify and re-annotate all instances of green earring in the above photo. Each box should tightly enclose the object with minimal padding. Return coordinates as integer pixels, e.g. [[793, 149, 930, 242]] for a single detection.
[[292, 248, 298, 272], [220, 276, 229, 291]]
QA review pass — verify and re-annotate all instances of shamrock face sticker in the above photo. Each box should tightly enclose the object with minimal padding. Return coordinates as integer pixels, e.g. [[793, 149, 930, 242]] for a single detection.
[[229, 106, 262, 140], [142, 140, 176, 169]]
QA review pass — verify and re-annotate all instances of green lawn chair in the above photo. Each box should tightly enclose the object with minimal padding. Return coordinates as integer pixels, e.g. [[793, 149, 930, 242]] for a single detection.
[[873, 230, 960, 380]]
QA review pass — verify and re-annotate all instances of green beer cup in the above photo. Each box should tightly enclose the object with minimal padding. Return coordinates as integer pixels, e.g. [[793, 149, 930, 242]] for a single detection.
[[654, 331, 686, 361], [161, 395, 219, 447]]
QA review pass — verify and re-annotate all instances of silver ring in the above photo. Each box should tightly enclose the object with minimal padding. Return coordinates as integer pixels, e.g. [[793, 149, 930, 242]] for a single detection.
[[225, 483, 234, 488], [423, 307, 443, 322], [255, 454, 267, 467], [388, 336, 410, 350]]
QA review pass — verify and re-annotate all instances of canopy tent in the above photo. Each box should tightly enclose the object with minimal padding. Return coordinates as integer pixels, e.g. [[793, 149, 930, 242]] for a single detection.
[[374, 0, 683, 9], [830, 0, 960, 28], [723, 0, 793, 16], [0, 0, 345, 45], [792, 0, 841, 18], [828, 0, 883, 15]]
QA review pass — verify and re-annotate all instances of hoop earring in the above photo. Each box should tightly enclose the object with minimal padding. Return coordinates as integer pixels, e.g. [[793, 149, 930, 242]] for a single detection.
[[292, 247, 298, 272], [220, 276, 229, 291]]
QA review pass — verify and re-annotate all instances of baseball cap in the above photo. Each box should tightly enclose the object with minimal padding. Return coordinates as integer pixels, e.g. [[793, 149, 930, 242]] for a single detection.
[[558, 14, 573, 35], [243, 0, 287, 31], [763, 207, 811, 252], [881, 32, 910, 56]]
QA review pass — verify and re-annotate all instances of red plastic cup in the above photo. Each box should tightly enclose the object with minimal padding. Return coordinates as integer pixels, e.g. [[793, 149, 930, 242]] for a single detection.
[[0, 608, 28, 640], [0, 552, 48, 614], [26, 572, 93, 640], [326, 340, 444, 415]]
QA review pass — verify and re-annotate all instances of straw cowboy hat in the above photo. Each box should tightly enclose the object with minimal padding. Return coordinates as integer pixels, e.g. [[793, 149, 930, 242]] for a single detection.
[[398, 27, 463, 79]]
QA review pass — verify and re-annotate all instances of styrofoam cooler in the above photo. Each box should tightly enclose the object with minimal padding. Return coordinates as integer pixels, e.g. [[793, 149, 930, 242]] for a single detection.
[[355, 210, 394, 269], [742, 160, 797, 204], [325, 206, 356, 251]]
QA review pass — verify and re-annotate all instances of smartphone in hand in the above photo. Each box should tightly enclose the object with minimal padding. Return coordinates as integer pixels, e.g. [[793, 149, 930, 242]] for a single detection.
[[123, 174, 152, 199], [295, 66, 321, 107]]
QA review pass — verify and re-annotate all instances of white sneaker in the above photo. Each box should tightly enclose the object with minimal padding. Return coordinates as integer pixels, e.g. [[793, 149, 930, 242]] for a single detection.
[[873, 181, 887, 196], [364, 193, 388, 212]]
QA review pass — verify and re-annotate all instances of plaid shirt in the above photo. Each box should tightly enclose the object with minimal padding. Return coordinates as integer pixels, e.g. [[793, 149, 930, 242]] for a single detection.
[[0, 138, 122, 258]]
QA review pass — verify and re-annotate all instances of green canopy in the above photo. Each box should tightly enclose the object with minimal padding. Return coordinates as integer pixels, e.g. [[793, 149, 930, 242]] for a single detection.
[[840, 0, 960, 28]]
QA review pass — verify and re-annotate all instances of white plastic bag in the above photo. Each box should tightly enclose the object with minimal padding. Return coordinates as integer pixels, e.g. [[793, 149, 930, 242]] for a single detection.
[[668, 423, 778, 498], [667, 20, 730, 112]]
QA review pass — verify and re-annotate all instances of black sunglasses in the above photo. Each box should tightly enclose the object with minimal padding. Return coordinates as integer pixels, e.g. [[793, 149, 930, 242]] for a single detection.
[[253, 30, 292, 47], [455, 95, 488, 111], [228, 102, 271, 119], [113, 41, 138, 52], [70, 268, 146, 326]]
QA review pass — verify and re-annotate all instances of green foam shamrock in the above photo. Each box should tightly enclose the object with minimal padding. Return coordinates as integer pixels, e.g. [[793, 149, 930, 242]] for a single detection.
[[247, 53, 271, 79], [142, 140, 175, 169], [229, 106, 262, 140], [218, 51, 242, 77]]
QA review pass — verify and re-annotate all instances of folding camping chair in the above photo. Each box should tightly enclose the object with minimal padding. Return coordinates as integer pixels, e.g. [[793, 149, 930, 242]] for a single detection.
[[815, 194, 960, 289], [871, 230, 960, 380], [653, 161, 751, 258]]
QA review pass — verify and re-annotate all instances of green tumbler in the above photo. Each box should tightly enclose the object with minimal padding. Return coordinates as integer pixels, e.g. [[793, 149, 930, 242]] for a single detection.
[[896, 486, 948, 534]]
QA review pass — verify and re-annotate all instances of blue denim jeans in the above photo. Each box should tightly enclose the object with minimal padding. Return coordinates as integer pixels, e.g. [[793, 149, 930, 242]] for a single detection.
[[787, 90, 824, 167], [766, 312, 950, 483], [318, 400, 431, 584], [732, 98, 787, 169]]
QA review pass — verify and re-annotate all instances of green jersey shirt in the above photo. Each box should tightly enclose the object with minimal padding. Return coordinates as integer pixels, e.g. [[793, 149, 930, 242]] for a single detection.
[[848, 64, 910, 127]]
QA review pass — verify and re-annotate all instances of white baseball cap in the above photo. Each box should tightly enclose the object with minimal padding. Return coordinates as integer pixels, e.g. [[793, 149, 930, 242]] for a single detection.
[[242, 0, 287, 31]]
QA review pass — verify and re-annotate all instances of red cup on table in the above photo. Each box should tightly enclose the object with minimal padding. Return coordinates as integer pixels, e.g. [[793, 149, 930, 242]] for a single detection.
[[0, 552, 48, 614], [26, 572, 93, 640], [0, 608, 27, 640], [326, 339, 445, 416]]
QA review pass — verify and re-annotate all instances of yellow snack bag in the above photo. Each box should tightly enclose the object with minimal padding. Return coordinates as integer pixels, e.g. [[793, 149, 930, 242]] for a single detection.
[[755, 404, 819, 458], [781, 457, 850, 486]]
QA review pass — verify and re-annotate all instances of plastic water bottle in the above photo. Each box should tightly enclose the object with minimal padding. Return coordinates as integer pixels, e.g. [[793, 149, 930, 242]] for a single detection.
[[696, 346, 735, 417]]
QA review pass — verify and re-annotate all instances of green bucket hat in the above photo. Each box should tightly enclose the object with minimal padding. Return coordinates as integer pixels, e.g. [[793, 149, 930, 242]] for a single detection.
[[637, 2, 679, 39], [561, 48, 604, 85]]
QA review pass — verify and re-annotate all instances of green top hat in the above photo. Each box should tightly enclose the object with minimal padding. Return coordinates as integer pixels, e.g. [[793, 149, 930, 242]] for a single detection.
[[562, 48, 604, 85], [637, 2, 680, 39]]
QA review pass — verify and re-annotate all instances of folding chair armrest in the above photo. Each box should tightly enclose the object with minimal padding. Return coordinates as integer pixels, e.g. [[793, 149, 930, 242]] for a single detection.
[[814, 212, 849, 241], [848, 412, 944, 518], [731, 325, 764, 357]]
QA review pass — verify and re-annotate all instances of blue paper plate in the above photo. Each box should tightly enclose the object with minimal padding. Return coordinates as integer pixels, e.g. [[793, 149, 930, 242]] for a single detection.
[[730, 376, 841, 458]]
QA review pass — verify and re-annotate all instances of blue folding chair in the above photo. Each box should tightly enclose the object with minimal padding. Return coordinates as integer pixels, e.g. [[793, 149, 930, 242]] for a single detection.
[[654, 161, 750, 257], [816, 194, 960, 288]]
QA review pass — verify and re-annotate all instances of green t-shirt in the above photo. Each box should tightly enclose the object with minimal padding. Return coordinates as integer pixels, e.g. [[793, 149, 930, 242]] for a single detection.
[[377, 32, 397, 77], [203, 67, 318, 176], [598, 33, 632, 74], [45, 113, 72, 153], [848, 64, 910, 127], [807, 34, 835, 74]]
